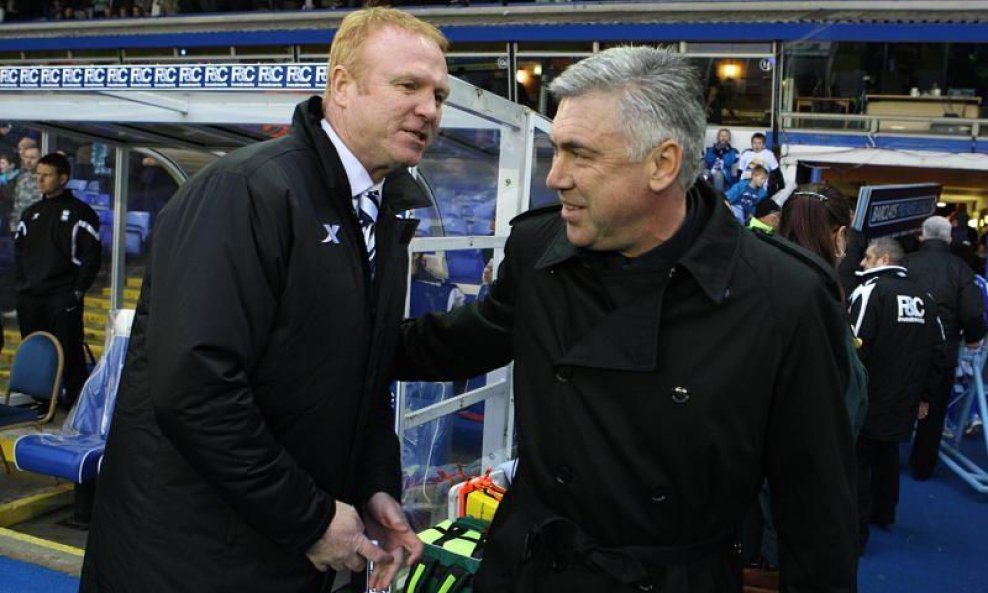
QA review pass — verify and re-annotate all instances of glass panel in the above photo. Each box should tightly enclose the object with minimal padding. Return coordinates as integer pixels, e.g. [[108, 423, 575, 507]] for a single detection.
[[123, 150, 181, 316], [685, 42, 774, 55], [691, 57, 773, 127], [530, 128, 555, 210], [448, 56, 510, 101], [417, 129, 500, 239]]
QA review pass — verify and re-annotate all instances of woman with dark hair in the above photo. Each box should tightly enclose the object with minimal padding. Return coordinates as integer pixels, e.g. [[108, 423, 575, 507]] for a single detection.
[[744, 183, 867, 589], [778, 183, 851, 271]]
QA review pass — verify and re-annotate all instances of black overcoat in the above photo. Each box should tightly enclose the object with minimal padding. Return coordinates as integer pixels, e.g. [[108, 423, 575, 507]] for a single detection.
[[396, 185, 858, 593], [81, 97, 424, 593]]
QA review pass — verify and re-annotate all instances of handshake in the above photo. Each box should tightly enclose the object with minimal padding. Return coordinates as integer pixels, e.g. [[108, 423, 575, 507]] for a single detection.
[[306, 492, 424, 591]]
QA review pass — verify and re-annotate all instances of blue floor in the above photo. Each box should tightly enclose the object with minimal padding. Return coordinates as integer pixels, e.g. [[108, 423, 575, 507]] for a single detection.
[[0, 556, 78, 593], [858, 441, 988, 593]]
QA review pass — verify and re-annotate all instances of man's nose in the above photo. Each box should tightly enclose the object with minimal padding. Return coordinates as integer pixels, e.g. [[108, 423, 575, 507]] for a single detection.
[[546, 155, 569, 190]]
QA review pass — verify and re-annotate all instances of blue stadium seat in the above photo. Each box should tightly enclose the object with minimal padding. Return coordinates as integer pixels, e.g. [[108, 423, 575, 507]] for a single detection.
[[125, 211, 151, 256], [0, 332, 64, 473], [13, 311, 134, 484], [65, 179, 88, 193]]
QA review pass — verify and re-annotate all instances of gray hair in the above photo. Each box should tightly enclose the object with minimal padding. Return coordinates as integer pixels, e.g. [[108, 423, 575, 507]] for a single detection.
[[921, 216, 952, 242], [868, 237, 904, 264], [548, 46, 706, 190]]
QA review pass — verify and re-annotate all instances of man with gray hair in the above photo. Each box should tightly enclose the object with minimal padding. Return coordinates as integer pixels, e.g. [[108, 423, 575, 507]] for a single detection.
[[396, 46, 856, 592], [903, 215, 985, 480]]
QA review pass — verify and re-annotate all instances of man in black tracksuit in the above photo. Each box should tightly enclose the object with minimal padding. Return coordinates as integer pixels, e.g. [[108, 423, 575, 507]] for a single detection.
[[903, 216, 985, 480], [848, 237, 946, 552], [14, 152, 100, 407]]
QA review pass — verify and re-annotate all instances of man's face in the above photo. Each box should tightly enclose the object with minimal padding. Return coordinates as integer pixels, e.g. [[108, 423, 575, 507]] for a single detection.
[[750, 169, 767, 188], [21, 148, 40, 172], [547, 92, 659, 256], [333, 26, 448, 180], [860, 245, 886, 271], [36, 163, 67, 195], [717, 130, 731, 144], [0, 157, 12, 174], [751, 137, 765, 152]]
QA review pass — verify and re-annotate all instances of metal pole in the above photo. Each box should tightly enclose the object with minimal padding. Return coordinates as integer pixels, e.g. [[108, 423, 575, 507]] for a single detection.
[[110, 147, 129, 313]]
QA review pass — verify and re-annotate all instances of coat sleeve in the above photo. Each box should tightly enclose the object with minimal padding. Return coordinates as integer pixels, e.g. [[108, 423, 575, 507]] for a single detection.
[[73, 207, 101, 293], [766, 280, 858, 593], [925, 310, 949, 403], [848, 281, 879, 362], [356, 387, 401, 504], [147, 170, 334, 554], [393, 230, 519, 382]]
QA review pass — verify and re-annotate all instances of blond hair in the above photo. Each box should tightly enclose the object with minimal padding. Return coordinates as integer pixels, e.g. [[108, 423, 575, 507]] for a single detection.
[[326, 7, 448, 95]]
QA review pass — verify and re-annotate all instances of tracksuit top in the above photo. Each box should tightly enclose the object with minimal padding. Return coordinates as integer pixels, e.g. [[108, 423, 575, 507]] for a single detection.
[[14, 191, 101, 297]]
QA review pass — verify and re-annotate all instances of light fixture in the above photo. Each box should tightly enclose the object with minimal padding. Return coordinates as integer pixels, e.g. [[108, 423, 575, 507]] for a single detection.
[[533, 64, 543, 76], [937, 201, 947, 208], [718, 62, 741, 80]]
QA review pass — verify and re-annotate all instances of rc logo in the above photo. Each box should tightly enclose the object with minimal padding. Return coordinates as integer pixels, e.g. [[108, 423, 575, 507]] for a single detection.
[[896, 295, 926, 324], [322, 224, 341, 244]]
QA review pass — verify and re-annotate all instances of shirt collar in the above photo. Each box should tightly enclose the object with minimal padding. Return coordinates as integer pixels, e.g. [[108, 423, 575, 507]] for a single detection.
[[321, 117, 381, 199], [856, 264, 908, 278]]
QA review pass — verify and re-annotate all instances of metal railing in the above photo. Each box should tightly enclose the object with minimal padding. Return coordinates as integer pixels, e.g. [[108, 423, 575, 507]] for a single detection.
[[780, 111, 988, 140]]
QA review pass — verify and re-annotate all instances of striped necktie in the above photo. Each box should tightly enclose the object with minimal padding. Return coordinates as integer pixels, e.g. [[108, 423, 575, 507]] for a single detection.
[[357, 189, 381, 277]]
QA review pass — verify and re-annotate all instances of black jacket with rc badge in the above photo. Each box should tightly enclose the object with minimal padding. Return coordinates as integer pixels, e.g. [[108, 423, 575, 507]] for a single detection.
[[848, 265, 948, 441], [81, 97, 427, 593], [395, 182, 858, 593]]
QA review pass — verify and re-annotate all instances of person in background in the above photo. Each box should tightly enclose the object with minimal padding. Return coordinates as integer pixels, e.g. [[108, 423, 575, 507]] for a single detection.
[[13, 152, 101, 408], [396, 46, 856, 593], [80, 7, 445, 593], [702, 128, 738, 193], [903, 215, 985, 480], [738, 132, 779, 180], [747, 195, 780, 234], [11, 144, 41, 232], [725, 163, 768, 224], [848, 237, 946, 554]]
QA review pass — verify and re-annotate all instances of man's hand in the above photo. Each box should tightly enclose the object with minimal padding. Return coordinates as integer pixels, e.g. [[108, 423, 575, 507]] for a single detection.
[[918, 401, 929, 420], [306, 501, 392, 574], [364, 492, 424, 590]]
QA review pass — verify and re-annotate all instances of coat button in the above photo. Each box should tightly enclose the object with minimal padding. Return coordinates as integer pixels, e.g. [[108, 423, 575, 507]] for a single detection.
[[555, 365, 573, 383], [671, 386, 690, 404], [555, 465, 573, 485], [668, 266, 677, 279], [650, 488, 668, 504]]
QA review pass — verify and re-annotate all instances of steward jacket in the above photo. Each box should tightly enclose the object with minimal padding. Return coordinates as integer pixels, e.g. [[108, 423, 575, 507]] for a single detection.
[[81, 97, 426, 593], [903, 239, 985, 360], [13, 191, 100, 297], [395, 182, 857, 593], [848, 266, 948, 441]]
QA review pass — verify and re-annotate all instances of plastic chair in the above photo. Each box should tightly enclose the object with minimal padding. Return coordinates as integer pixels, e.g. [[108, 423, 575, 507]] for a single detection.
[[14, 311, 133, 483], [0, 332, 64, 473]]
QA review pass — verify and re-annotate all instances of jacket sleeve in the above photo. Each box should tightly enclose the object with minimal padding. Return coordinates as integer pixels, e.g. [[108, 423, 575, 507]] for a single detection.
[[766, 280, 858, 593], [73, 207, 102, 293], [355, 384, 402, 504], [703, 148, 716, 169], [848, 281, 879, 362], [393, 230, 518, 382], [147, 170, 334, 554], [957, 269, 986, 343], [925, 311, 949, 403], [724, 181, 745, 204]]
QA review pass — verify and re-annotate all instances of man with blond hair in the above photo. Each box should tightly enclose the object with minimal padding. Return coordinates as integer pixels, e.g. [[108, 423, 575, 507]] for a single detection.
[[82, 8, 447, 592]]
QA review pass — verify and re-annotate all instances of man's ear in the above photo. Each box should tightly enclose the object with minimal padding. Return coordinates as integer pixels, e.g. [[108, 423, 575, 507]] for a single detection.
[[327, 65, 355, 108], [646, 139, 681, 193]]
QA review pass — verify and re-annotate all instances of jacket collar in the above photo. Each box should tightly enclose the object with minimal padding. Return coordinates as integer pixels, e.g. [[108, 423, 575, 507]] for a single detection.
[[920, 239, 950, 253], [536, 182, 738, 305], [857, 264, 908, 279]]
